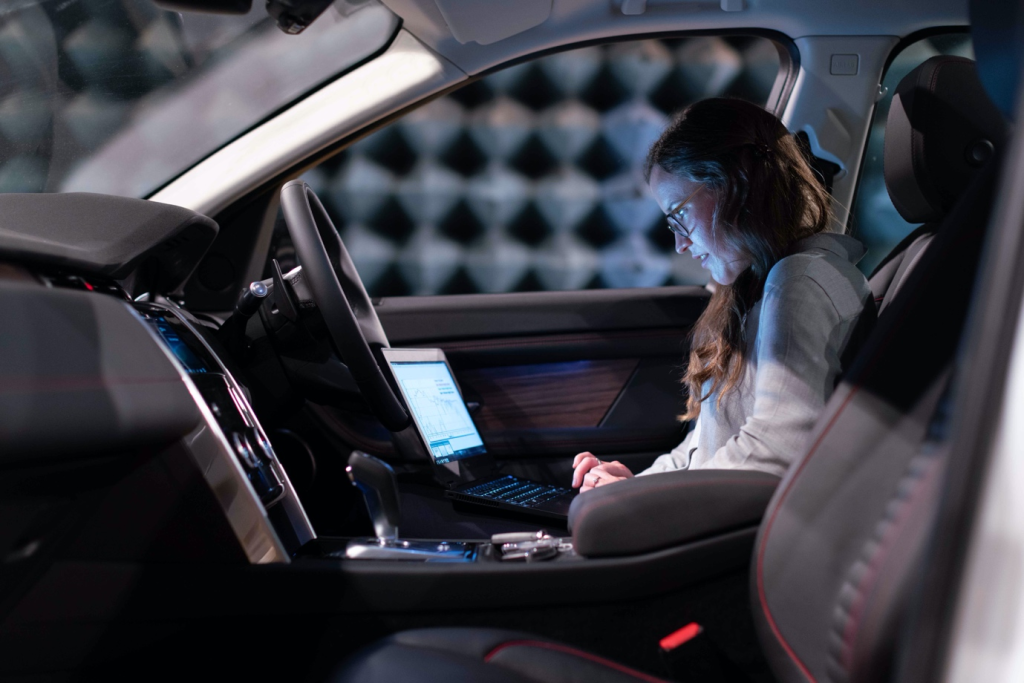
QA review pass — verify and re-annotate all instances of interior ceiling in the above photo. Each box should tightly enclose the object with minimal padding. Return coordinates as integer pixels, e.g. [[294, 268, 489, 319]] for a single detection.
[[382, 0, 970, 75]]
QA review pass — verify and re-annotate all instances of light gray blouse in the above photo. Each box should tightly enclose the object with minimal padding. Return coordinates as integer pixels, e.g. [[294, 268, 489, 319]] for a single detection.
[[639, 233, 871, 479]]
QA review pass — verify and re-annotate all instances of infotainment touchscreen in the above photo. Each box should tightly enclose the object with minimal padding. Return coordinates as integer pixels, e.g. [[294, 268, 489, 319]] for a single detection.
[[388, 360, 485, 464]]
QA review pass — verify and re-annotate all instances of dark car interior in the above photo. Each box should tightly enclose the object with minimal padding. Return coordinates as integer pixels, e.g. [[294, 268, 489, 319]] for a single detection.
[[1, 0, 1022, 681]]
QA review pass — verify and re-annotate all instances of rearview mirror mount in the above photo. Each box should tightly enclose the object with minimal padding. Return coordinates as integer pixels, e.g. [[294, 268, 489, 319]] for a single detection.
[[152, 0, 338, 34]]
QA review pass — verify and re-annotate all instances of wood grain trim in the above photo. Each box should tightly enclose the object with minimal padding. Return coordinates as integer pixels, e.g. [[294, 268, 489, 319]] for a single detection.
[[416, 327, 690, 370], [423, 328, 687, 354], [458, 359, 639, 430]]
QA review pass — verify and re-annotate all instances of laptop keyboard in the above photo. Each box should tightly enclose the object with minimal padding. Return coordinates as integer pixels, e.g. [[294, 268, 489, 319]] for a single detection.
[[463, 475, 571, 509]]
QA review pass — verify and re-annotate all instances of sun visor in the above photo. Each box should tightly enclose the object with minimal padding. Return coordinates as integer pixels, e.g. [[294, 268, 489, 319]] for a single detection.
[[0, 193, 218, 293]]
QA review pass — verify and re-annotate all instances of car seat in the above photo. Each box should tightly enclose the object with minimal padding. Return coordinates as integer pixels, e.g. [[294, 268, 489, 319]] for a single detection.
[[868, 55, 1006, 314], [331, 20, 1014, 683]]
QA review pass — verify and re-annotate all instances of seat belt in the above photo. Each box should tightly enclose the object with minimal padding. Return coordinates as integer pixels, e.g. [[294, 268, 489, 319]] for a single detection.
[[838, 292, 879, 385]]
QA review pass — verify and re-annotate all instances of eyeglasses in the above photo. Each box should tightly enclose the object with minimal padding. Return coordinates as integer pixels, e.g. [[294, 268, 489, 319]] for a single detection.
[[664, 183, 705, 239]]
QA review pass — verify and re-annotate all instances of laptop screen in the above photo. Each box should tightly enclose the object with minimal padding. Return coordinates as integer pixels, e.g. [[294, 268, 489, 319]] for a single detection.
[[389, 360, 486, 464]]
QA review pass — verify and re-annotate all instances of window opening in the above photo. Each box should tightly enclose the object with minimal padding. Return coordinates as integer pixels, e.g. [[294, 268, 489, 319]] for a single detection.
[[288, 35, 783, 296]]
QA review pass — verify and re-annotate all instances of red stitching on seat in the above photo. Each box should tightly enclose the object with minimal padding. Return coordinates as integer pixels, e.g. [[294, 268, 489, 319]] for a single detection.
[[483, 640, 666, 683], [755, 140, 975, 682], [755, 386, 861, 683], [754, 262, 936, 682], [838, 456, 941, 669]]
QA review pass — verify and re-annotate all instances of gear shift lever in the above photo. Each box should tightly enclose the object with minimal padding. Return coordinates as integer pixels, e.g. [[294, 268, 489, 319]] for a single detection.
[[346, 450, 400, 542], [340, 451, 473, 562]]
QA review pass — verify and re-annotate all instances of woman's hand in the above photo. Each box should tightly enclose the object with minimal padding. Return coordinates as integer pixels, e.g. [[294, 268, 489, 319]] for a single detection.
[[572, 452, 634, 492]]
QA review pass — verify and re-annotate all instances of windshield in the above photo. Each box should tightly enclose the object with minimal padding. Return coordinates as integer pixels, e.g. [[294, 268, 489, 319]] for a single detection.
[[0, 0, 398, 199]]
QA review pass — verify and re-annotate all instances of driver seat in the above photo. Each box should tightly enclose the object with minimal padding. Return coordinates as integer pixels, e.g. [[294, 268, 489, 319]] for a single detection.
[[331, 24, 1012, 683]]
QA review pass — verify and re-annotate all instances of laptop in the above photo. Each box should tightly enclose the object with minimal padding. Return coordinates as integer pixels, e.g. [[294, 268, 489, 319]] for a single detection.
[[380, 347, 576, 521]]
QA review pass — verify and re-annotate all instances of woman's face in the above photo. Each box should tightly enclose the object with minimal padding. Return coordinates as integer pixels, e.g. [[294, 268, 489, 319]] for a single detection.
[[650, 165, 752, 285]]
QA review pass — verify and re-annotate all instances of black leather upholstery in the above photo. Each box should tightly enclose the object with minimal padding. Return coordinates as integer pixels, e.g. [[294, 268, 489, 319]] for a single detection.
[[569, 469, 780, 558], [0, 282, 201, 461], [750, 51, 1008, 683], [867, 225, 933, 310], [868, 56, 1006, 315], [883, 56, 1006, 225], [337, 629, 669, 683], [753, 118, 1006, 683]]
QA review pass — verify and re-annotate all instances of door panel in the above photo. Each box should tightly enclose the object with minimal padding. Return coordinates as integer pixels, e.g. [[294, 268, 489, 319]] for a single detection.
[[323, 286, 709, 460], [600, 357, 686, 429]]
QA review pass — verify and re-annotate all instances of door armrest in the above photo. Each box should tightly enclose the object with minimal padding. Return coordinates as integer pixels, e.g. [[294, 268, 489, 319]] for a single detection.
[[568, 469, 780, 558]]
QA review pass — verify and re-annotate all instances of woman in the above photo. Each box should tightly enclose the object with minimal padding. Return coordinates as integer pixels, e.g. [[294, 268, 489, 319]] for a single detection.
[[573, 98, 871, 492]]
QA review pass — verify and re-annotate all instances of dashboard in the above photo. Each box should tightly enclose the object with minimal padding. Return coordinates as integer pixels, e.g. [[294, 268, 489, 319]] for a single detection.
[[0, 192, 318, 562], [131, 299, 316, 562], [9, 268, 315, 564]]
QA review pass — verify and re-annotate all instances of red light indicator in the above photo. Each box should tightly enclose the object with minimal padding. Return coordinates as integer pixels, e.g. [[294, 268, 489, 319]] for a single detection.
[[659, 622, 702, 652]]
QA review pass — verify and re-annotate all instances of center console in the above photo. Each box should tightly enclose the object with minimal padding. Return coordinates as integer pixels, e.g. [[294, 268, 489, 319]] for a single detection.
[[340, 449, 575, 563], [130, 296, 584, 569], [128, 296, 776, 601]]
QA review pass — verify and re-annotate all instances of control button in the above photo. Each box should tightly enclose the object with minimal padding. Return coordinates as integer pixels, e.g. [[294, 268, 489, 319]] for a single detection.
[[253, 430, 275, 458], [249, 281, 268, 298], [231, 428, 286, 507], [231, 432, 260, 469], [234, 280, 271, 318], [966, 138, 995, 167]]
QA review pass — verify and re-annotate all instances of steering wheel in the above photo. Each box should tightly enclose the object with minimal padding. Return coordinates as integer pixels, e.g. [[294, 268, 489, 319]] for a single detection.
[[279, 179, 409, 432]]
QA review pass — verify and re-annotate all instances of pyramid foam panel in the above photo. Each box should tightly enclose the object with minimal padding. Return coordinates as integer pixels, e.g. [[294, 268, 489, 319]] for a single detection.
[[301, 36, 782, 296]]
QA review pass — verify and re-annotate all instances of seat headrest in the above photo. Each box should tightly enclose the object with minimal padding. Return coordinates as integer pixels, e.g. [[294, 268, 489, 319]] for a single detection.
[[884, 56, 1008, 224]]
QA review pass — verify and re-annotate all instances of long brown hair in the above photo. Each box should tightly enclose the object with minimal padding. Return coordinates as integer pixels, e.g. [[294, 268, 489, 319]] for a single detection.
[[644, 98, 834, 420]]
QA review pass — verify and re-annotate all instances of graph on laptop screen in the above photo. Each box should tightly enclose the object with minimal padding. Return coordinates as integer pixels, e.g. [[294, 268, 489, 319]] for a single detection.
[[390, 361, 486, 464]]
